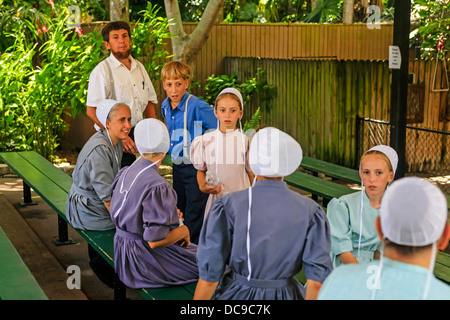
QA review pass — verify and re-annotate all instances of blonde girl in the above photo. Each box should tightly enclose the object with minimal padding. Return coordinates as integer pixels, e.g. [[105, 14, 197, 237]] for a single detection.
[[190, 88, 254, 218], [327, 145, 398, 266]]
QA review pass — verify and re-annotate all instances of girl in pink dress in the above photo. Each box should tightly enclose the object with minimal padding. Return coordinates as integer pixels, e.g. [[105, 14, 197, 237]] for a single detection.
[[190, 88, 254, 218]]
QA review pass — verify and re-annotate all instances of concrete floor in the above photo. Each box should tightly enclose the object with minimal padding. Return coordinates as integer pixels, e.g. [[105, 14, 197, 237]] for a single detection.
[[0, 176, 143, 300]]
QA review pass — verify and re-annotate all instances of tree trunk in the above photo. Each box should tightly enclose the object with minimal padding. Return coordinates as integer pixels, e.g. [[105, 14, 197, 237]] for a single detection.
[[165, 0, 225, 75], [106, 0, 129, 22], [343, 0, 355, 24]]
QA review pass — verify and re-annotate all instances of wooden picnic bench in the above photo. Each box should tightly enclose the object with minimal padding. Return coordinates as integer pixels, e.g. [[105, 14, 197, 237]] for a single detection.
[[0, 151, 196, 300], [284, 170, 358, 207], [0, 225, 48, 300], [300, 156, 361, 185]]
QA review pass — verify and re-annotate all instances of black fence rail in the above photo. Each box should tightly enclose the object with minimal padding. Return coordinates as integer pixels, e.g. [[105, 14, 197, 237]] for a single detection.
[[356, 117, 450, 195]]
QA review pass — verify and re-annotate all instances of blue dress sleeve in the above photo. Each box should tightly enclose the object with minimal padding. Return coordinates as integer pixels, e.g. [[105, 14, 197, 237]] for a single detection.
[[141, 183, 179, 242], [302, 206, 333, 283], [197, 197, 232, 282], [327, 197, 354, 256]]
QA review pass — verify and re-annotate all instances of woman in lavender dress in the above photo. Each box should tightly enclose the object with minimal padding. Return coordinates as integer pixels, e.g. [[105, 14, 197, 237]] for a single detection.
[[110, 118, 198, 288]]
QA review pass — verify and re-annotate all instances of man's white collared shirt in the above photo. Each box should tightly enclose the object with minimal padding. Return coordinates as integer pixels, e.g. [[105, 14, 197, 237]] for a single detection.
[[87, 53, 158, 128]]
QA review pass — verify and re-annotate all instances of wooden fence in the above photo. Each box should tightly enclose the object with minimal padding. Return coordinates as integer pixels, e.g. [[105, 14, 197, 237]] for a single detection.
[[183, 22, 393, 94], [224, 57, 449, 168]]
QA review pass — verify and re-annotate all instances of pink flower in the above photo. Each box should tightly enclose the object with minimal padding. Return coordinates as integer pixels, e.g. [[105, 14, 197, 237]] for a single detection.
[[74, 27, 83, 37], [47, 0, 55, 11], [42, 26, 48, 32], [37, 29, 42, 34]]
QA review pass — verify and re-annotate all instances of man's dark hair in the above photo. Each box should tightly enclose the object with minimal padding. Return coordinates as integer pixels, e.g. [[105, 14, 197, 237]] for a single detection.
[[384, 239, 432, 256], [101, 21, 131, 42]]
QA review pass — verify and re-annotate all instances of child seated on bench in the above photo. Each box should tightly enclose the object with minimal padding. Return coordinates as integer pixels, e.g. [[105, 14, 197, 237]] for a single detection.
[[327, 145, 398, 267], [110, 118, 198, 288]]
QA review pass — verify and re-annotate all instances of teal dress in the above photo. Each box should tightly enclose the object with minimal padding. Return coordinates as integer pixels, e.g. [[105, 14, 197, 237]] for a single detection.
[[327, 191, 381, 267], [318, 257, 450, 300]]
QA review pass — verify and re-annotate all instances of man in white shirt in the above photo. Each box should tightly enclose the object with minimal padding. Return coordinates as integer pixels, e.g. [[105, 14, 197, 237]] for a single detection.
[[86, 21, 158, 167]]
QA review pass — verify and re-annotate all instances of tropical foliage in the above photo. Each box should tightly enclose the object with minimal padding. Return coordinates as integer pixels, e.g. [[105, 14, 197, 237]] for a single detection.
[[0, 1, 171, 159]]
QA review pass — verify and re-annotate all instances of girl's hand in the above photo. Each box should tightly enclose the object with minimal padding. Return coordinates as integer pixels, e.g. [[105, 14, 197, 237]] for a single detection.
[[177, 209, 183, 221], [200, 182, 223, 195]]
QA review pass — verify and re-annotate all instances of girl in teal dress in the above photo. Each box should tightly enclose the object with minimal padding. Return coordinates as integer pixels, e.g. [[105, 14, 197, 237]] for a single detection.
[[326, 145, 398, 266]]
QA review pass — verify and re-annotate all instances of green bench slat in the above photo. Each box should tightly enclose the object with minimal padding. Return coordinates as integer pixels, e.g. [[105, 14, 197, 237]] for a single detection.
[[18, 151, 74, 191], [285, 171, 357, 201], [300, 156, 361, 185], [435, 252, 450, 284], [0, 226, 48, 300], [139, 283, 197, 300]]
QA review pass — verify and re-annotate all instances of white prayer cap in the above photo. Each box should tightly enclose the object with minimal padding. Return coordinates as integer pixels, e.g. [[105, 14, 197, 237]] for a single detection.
[[134, 118, 170, 155], [249, 127, 302, 177], [365, 145, 398, 175], [96, 99, 124, 129], [380, 177, 448, 246], [215, 87, 244, 112]]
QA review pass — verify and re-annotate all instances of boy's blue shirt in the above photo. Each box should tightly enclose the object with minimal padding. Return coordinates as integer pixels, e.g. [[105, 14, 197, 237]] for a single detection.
[[161, 91, 217, 163]]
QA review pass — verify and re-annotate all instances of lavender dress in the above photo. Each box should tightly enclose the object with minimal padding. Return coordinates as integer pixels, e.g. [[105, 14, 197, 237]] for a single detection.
[[110, 158, 198, 288]]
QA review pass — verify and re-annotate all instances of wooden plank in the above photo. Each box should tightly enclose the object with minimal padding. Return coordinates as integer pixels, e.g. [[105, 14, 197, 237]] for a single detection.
[[284, 171, 357, 200], [139, 283, 196, 300], [301, 156, 361, 184], [17, 151, 72, 191], [435, 252, 450, 284], [0, 226, 48, 300]]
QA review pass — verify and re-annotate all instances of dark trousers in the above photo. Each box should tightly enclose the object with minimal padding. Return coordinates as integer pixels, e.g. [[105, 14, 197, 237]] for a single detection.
[[121, 126, 136, 168], [172, 163, 208, 244]]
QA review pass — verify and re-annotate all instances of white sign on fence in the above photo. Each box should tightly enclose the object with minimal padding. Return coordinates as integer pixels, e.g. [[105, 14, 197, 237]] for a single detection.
[[389, 46, 402, 69]]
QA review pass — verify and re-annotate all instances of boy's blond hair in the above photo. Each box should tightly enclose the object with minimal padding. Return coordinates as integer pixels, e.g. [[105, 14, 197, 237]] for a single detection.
[[161, 61, 191, 81]]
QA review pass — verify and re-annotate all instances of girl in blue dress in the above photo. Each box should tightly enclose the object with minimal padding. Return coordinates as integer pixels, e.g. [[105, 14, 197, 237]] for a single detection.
[[326, 145, 398, 266]]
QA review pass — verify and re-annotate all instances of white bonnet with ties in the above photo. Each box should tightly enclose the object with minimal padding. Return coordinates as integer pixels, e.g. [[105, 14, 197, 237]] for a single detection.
[[249, 127, 302, 178], [134, 118, 170, 155], [380, 176, 447, 246], [215, 87, 244, 116], [96, 99, 128, 130], [364, 145, 398, 175]]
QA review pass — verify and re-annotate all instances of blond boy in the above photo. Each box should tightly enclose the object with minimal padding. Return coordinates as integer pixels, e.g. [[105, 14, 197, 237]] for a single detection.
[[161, 61, 217, 244]]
